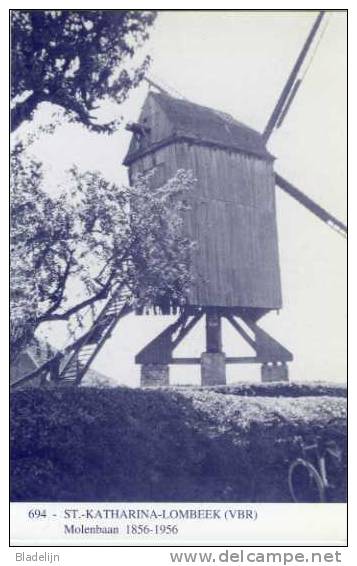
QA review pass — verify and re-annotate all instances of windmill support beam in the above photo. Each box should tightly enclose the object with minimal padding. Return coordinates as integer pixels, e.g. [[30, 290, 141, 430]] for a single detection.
[[136, 310, 204, 386], [136, 309, 293, 386], [201, 310, 226, 385]]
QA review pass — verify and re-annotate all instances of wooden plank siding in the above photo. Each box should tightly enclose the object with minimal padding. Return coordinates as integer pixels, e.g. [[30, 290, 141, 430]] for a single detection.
[[129, 140, 282, 310]]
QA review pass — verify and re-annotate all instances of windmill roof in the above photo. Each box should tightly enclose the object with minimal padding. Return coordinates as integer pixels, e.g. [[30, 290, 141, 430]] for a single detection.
[[124, 92, 273, 164]]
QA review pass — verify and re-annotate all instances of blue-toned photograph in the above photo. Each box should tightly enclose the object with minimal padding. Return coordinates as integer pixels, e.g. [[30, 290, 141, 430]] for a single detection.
[[10, 10, 347, 505]]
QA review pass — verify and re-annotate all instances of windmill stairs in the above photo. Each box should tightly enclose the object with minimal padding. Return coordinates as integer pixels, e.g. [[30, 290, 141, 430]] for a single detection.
[[11, 287, 133, 388]]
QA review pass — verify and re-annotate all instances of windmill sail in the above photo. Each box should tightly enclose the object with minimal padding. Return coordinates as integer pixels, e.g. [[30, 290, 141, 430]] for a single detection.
[[275, 174, 347, 237], [263, 11, 325, 141], [262, 11, 346, 238]]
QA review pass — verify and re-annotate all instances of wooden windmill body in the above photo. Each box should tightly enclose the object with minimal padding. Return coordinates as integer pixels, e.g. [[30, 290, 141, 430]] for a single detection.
[[125, 93, 282, 311], [124, 93, 292, 386]]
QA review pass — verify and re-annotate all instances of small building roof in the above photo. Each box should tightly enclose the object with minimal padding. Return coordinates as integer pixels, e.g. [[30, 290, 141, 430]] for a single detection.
[[124, 92, 273, 164], [10, 337, 56, 384]]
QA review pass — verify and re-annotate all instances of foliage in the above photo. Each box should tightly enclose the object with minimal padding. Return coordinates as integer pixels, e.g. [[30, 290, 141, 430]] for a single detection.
[[10, 386, 346, 502], [176, 387, 346, 431], [81, 368, 119, 388], [195, 381, 347, 398], [10, 142, 195, 359], [11, 9, 156, 131]]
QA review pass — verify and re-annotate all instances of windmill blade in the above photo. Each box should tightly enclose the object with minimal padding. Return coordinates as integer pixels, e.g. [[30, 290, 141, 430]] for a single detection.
[[263, 11, 325, 142], [275, 174, 347, 237], [275, 79, 302, 129]]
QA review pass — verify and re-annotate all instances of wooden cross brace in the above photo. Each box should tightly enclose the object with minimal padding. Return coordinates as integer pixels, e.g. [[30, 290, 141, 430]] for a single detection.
[[224, 314, 293, 364], [135, 309, 293, 366], [135, 310, 204, 364]]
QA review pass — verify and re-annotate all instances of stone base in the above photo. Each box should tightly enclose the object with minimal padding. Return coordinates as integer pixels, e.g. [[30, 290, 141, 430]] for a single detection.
[[201, 352, 226, 386], [140, 364, 169, 387], [261, 362, 289, 383]]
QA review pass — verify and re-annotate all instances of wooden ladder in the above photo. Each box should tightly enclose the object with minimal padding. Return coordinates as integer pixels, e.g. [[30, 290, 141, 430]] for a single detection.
[[56, 288, 132, 385]]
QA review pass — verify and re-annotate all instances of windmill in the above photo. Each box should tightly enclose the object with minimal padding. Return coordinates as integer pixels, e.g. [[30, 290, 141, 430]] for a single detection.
[[11, 11, 346, 389]]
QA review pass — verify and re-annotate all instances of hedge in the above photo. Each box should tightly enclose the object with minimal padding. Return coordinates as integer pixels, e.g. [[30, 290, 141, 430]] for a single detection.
[[195, 382, 347, 398], [10, 386, 346, 502]]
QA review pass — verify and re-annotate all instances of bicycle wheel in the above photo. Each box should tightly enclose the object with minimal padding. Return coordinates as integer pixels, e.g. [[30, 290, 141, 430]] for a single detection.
[[288, 459, 325, 503]]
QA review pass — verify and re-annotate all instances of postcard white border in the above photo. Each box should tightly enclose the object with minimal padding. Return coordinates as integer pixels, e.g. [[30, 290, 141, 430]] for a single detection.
[[3, 0, 353, 562]]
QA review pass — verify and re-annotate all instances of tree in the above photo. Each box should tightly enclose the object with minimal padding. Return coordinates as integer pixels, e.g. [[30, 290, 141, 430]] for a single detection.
[[10, 9, 195, 367], [11, 9, 156, 132], [10, 142, 195, 361]]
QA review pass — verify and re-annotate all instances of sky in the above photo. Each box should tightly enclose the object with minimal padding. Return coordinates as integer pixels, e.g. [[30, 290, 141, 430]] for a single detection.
[[25, 10, 347, 386]]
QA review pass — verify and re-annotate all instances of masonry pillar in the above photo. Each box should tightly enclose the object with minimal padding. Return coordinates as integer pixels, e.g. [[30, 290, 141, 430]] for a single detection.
[[261, 361, 289, 382], [140, 364, 170, 387], [201, 312, 226, 385]]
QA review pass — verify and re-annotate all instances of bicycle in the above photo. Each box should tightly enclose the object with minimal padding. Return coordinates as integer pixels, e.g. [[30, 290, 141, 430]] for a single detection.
[[288, 439, 342, 502]]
